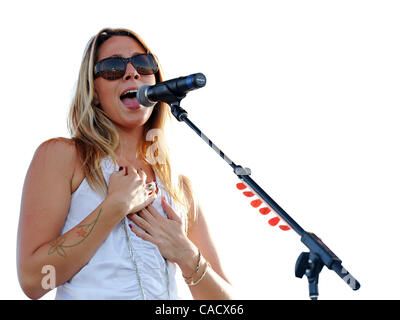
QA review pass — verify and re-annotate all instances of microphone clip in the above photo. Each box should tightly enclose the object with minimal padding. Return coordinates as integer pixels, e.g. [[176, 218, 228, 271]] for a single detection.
[[169, 101, 188, 122]]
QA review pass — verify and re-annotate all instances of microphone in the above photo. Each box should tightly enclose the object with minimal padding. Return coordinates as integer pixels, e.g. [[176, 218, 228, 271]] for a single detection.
[[137, 73, 206, 107]]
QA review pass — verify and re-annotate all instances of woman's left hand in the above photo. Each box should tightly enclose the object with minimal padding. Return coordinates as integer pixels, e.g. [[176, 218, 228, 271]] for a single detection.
[[127, 196, 197, 266]]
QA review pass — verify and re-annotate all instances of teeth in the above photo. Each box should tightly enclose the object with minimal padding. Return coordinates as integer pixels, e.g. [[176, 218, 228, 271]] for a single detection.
[[123, 90, 137, 95], [120, 89, 137, 99]]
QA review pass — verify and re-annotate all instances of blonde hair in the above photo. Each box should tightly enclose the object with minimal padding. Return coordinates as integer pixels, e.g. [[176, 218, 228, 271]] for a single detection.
[[67, 27, 194, 231]]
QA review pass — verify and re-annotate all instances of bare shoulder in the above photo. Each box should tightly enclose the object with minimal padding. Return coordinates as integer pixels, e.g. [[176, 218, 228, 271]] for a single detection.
[[178, 174, 193, 192], [178, 174, 198, 228], [34, 137, 77, 173], [18, 137, 79, 258], [36, 137, 76, 157], [178, 174, 197, 204], [30, 137, 80, 193]]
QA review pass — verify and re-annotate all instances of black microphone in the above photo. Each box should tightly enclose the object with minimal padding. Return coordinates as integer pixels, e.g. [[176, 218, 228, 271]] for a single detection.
[[137, 73, 206, 107]]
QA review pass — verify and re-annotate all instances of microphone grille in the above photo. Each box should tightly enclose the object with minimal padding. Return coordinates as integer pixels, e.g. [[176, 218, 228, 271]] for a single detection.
[[193, 73, 206, 88], [137, 84, 156, 107]]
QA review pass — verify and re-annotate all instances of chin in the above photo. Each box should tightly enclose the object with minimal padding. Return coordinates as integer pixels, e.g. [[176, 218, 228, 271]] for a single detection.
[[122, 112, 153, 128], [104, 103, 154, 129]]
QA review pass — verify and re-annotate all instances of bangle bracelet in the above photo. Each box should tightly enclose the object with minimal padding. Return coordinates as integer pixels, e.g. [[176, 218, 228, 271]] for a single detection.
[[182, 248, 201, 281], [186, 262, 210, 286]]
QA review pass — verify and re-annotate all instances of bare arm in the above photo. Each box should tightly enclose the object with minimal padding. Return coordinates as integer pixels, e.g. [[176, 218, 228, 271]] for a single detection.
[[16, 138, 123, 299], [17, 138, 155, 299], [182, 176, 233, 300]]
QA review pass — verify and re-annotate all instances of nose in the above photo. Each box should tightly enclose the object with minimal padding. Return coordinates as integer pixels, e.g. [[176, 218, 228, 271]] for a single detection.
[[123, 62, 140, 81]]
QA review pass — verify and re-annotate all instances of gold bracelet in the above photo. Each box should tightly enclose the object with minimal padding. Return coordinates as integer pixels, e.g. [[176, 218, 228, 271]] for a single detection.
[[182, 248, 201, 282], [186, 261, 210, 286]]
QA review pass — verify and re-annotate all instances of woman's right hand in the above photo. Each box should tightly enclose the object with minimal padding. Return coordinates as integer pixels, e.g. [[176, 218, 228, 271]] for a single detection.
[[107, 166, 157, 216]]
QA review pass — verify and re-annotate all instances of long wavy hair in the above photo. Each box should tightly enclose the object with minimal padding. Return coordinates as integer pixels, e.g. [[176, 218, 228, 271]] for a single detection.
[[67, 28, 194, 231]]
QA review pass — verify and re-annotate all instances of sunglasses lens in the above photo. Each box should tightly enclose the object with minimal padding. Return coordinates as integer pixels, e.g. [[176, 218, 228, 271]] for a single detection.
[[96, 58, 126, 80], [133, 54, 158, 75], [95, 54, 158, 80]]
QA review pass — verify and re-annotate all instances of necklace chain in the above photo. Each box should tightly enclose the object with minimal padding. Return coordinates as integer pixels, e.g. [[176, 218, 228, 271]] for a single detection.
[[123, 217, 171, 300]]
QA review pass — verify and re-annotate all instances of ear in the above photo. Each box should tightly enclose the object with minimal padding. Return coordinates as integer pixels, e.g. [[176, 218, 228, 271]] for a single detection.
[[92, 91, 100, 107]]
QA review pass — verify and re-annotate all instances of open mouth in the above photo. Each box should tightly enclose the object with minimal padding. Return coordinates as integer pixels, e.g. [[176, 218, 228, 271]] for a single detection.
[[120, 89, 137, 101], [120, 89, 140, 109]]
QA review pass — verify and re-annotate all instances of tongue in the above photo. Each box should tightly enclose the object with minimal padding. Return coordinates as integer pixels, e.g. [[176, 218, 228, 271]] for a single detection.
[[121, 97, 139, 108]]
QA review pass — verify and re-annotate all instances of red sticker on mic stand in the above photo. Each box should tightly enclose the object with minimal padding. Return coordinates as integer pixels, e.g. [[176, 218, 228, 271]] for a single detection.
[[236, 182, 291, 232]]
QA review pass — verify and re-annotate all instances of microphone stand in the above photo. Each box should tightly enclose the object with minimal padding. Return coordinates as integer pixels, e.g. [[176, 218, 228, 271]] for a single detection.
[[164, 94, 361, 300]]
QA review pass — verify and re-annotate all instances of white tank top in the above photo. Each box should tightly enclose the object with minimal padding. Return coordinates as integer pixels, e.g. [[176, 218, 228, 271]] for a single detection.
[[55, 156, 191, 300]]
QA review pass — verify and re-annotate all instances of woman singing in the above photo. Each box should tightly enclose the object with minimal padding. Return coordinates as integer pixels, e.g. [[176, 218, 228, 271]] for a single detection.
[[17, 28, 232, 300]]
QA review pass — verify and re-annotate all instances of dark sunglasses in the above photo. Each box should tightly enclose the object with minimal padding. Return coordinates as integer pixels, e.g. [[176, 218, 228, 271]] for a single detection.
[[94, 53, 159, 80]]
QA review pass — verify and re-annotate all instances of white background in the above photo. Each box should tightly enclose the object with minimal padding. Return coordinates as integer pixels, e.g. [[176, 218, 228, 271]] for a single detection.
[[1, 0, 399, 300]]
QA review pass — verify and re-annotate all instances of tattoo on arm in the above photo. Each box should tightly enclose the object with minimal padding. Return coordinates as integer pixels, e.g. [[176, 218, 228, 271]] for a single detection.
[[48, 208, 102, 258]]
